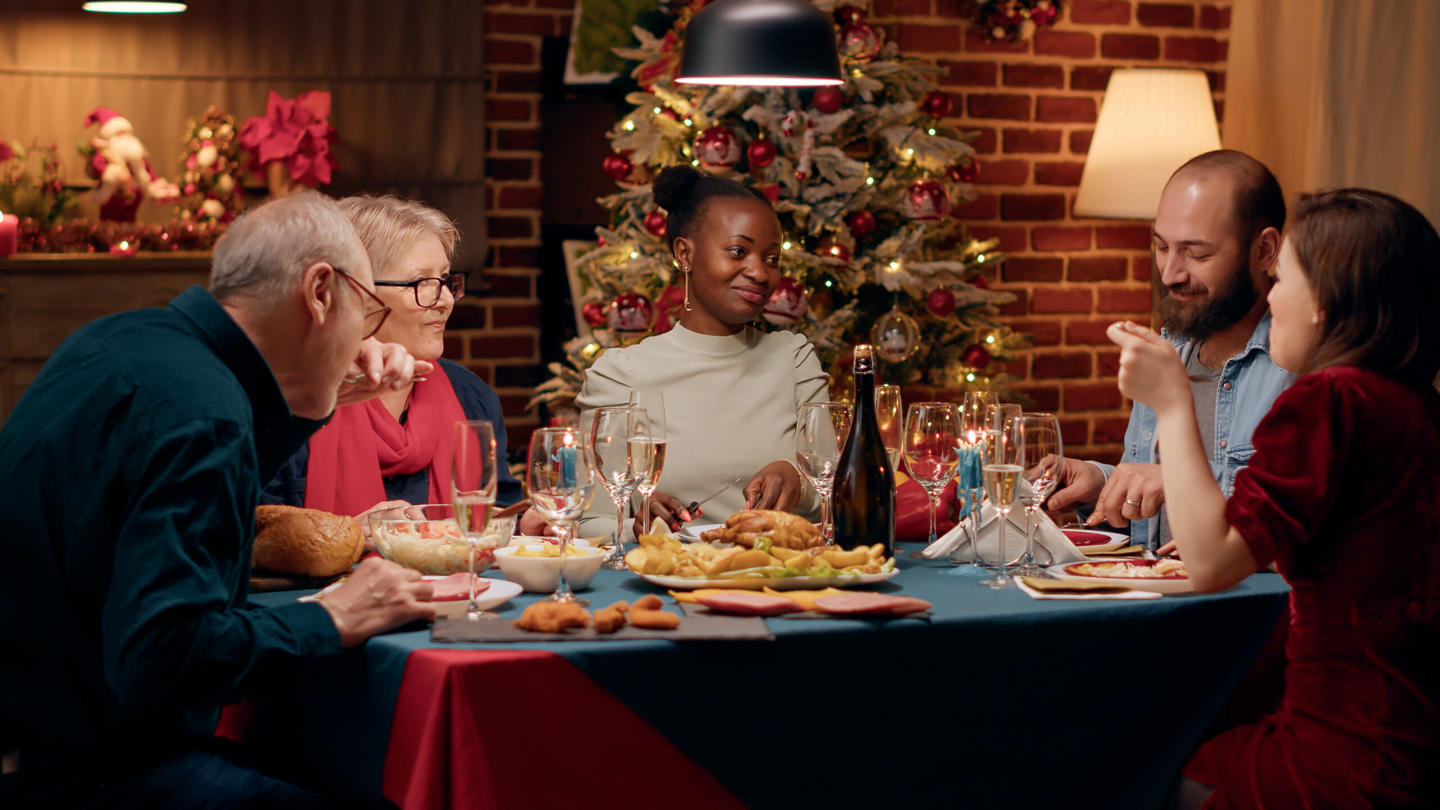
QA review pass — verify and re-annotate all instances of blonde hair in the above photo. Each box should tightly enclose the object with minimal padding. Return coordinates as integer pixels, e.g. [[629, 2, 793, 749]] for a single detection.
[[210, 190, 366, 303], [337, 195, 460, 280]]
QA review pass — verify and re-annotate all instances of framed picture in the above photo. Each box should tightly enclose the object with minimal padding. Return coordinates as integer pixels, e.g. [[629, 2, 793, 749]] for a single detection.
[[563, 0, 660, 85]]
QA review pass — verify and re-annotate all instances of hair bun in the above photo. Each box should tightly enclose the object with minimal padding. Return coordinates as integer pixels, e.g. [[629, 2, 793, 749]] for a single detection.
[[652, 165, 702, 211]]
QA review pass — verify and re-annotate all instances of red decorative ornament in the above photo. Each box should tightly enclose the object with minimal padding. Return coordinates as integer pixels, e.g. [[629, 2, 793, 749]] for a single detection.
[[747, 138, 777, 169], [643, 209, 667, 237], [845, 210, 876, 240], [762, 278, 808, 326], [607, 292, 654, 333], [756, 183, 781, 202], [947, 161, 979, 183], [903, 178, 951, 221], [835, 4, 864, 25], [653, 284, 686, 334], [921, 90, 954, 118], [694, 126, 742, 168], [840, 22, 882, 61], [582, 301, 609, 328], [926, 287, 957, 317], [812, 86, 844, 115], [817, 237, 852, 263], [970, 275, 990, 290], [603, 151, 634, 182], [962, 343, 992, 370]]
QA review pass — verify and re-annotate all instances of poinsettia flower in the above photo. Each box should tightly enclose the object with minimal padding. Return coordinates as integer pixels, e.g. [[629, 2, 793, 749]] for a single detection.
[[239, 90, 338, 186]]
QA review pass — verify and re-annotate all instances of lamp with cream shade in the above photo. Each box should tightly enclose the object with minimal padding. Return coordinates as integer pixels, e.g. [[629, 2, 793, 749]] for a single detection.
[[1074, 69, 1222, 219]]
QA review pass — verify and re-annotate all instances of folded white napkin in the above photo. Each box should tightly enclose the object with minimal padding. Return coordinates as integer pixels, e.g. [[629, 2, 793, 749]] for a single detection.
[[920, 489, 1087, 566], [1014, 578, 1163, 601]]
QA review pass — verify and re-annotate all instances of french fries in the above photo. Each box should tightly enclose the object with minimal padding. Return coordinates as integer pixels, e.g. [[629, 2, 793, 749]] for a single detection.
[[624, 532, 893, 580]]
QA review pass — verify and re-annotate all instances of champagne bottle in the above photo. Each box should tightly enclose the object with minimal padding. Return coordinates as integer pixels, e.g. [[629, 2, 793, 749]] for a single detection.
[[831, 344, 896, 555]]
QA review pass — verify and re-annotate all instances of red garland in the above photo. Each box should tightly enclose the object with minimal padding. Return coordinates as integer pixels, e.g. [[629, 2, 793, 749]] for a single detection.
[[14, 217, 226, 254]]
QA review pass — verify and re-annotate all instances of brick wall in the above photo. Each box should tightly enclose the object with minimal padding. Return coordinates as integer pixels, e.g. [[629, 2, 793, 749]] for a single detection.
[[467, 0, 1230, 464], [446, 0, 576, 455], [877, 0, 1231, 464]]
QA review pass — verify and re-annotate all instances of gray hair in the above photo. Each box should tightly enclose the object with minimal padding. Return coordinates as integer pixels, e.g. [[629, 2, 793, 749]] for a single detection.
[[337, 194, 459, 280], [210, 190, 369, 302]]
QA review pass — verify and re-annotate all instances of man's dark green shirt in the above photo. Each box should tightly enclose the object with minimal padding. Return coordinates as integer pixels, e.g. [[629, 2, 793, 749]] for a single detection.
[[0, 287, 342, 765]]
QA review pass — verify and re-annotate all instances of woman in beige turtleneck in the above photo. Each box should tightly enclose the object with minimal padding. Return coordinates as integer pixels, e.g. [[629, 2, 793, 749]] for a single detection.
[[576, 166, 828, 541]]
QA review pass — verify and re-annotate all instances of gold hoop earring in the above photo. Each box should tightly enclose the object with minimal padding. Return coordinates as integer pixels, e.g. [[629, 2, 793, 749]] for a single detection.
[[683, 267, 693, 311]]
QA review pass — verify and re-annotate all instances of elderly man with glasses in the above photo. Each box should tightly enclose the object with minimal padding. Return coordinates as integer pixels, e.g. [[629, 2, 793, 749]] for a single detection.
[[0, 191, 436, 809]]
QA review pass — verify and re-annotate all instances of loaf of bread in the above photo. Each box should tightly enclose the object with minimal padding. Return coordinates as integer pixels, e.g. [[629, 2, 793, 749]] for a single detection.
[[252, 504, 364, 577]]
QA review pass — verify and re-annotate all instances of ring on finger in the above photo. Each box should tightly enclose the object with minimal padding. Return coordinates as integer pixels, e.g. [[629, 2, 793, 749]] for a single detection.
[[1124, 497, 1140, 507]]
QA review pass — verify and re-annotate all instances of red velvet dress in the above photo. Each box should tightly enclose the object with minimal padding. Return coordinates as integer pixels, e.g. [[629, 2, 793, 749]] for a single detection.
[[1185, 366, 1440, 808]]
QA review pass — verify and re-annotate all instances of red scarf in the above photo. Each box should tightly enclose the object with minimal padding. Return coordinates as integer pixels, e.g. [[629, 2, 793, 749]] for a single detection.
[[304, 373, 467, 516]]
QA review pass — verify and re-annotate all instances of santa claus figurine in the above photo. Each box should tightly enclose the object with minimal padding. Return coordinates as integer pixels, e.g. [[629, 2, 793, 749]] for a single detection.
[[79, 107, 179, 222]]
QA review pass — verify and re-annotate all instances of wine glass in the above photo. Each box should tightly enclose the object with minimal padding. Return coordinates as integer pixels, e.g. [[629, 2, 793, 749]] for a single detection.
[[902, 402, 961, 545], [525, 427, 598, 605], [591, 406, 642, 570], [961, 390, 998, 439], [983, 402, 1022, 471], [627, 391, 667, 532], [451, 420, 498, 620], [795, 402, 852, 545], [958, 391, 995, 565], [1014, 413, 1064, 576], [978, 424, 1023, 590], [875, 384, 902, 473]]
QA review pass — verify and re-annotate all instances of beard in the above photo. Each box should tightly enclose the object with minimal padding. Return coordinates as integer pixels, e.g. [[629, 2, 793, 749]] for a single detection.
[[1157, 257, 1260, 341]]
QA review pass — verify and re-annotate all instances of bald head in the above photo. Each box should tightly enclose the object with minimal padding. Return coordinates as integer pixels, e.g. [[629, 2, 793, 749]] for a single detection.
[[1169, 149, 1285, 243]]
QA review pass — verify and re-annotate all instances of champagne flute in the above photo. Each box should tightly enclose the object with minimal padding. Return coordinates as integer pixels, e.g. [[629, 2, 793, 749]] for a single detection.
[[983, 402, 1022, 471], [451, 420, 498, 620], [902, 402, 961, 545], [591, 406, 642, 570], [526, 427, 597, 605], [875, 384, 903, 473], [959, 391, 995, 566], [795, 402, 852, 545], [979, 426, 1023, 589], [1014, 413, 1064, 576], [627, 391, 666, 532]]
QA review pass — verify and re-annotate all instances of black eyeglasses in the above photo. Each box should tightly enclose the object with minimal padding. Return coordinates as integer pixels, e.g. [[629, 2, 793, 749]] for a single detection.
[[373, 272, 468, 308], [333, 267, 392, 339]]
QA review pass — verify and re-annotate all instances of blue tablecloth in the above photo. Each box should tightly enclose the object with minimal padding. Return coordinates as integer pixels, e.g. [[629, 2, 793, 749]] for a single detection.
[[248, 551, 1289, 809]]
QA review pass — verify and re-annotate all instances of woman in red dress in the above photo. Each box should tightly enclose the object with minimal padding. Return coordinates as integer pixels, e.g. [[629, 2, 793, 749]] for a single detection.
[[1109, 188, 1440, 809]]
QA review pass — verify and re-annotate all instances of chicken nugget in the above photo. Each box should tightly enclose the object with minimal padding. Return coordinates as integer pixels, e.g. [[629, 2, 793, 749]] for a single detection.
[[594, 601, 629, 634], [629, 608, 680, 630], [632, 594, 664, 612], [513, 602, 590, 633]]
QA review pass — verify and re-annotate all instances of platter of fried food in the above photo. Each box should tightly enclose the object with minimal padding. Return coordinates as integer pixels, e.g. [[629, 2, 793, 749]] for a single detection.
[[624, 530, 898, 591]]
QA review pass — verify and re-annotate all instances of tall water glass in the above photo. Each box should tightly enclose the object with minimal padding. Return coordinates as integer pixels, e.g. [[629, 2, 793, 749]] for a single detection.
[[451, 420, 498, 619], [591, 406, 642, 570], [979, 427, 1023, 589], [902, 402, 961, 545], [627, 391, 667, 531], [959, 391, 996, 564], [795, 402, 852, 545], [1014, 413, 1064, 576], [875, 384, 903, 472], [526, 427, 597, 605]]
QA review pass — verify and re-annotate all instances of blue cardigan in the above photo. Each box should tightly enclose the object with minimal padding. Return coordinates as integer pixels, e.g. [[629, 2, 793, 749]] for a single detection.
[[261, 358, 524, 508]]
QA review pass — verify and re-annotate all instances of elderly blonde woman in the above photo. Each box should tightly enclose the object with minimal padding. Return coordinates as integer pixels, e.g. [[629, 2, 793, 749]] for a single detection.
[[264, 194, 523, 515]]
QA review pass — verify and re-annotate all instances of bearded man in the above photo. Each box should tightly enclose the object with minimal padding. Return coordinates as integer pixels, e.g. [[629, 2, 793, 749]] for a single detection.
[[80, 107, 179, 222], [1047, 150, 1291, 550]]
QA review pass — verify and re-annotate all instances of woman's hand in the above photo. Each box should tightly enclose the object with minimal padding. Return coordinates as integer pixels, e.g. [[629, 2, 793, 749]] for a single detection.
[[356, 499, 414, 550], [633, 491, 691, 537], [517, 507, 563, 537], [744, 461, 803, 511], [336, 338, 435, 408], [1107, 321, 1191, 416]]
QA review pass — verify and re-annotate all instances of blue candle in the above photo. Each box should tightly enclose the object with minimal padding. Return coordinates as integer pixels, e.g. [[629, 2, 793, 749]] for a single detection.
[[559, 445, 577, 488]]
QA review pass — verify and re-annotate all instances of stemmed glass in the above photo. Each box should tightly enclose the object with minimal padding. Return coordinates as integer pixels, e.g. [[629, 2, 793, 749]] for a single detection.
[[525, 427, 597, 605], [902, 402, 961, 545], [1014, 413, 1064, 576], [979, 423, 1023, 589], [795, 402, 852, 545], [451, 420, 498, 620], [958, 392, 996, 566], [875, 384, 903, 473], [591, 406, 643, 570], [627, 391, 667, 532]]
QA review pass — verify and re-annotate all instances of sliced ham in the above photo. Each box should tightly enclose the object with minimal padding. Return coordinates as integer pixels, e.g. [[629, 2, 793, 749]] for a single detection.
[[429, 573, 490, 602], [813, 592, 932, 616], [698, 591, 806, 617]]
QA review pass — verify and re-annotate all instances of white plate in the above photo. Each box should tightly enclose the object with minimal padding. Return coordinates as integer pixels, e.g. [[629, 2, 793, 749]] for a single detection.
[[678, 523, 724, 542], [301, 576, 524, 609], [1046, 560, 1193, 595], [1060, 528, 1132, 554], [636, 568, 900, 591]]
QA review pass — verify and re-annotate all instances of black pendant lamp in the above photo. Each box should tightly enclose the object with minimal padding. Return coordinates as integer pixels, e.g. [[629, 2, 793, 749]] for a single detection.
[[676, 0, 843, 87]]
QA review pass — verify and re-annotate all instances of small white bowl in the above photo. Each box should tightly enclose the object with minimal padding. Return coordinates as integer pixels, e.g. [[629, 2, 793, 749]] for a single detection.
[[493, 540, 605, 592]]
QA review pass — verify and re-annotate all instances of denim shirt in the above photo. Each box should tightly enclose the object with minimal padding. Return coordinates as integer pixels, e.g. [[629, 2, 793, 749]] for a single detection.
[[1096, 313, 1291, 548]]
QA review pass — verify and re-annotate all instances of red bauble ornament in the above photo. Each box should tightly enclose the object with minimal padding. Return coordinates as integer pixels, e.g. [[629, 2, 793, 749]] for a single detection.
[[947, 161, 979, 183], [926, 288, 957, 317], [835, 4, 864, 25], [762, 278, 808, 326], [603, 151, 634, 182], [970, 275, 990, 290], [812, 86, 844, 114], [903, 178, 950, 221], [694, 126, 741, 168], [653, 284, 686, 334], [840, 22, 882, 61], [582, 301, 609, 328], [747, 138, 777, 169], [607, 292, 654, 333], [643, 209, 667, 237], [962, 343, 992, 370], [921, 90, 954, 118], [816, 237, 852, 263], [845, 210, 876, 239]]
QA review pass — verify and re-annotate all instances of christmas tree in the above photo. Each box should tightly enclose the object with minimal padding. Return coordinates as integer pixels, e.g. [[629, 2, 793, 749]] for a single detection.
[[531, 0, 1027, 414]]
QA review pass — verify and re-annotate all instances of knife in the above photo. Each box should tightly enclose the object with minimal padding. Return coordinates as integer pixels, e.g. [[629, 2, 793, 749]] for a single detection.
[[683, 475, 748, 518]]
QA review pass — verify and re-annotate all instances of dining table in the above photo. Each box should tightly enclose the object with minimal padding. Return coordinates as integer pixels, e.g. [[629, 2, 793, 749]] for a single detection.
[[236, 546, 1289, 810]]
